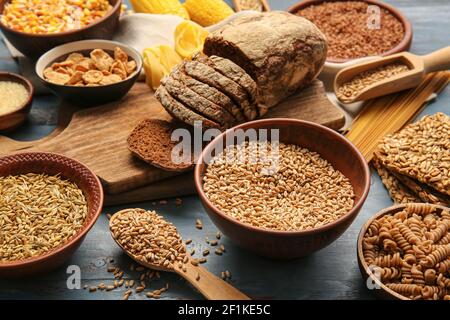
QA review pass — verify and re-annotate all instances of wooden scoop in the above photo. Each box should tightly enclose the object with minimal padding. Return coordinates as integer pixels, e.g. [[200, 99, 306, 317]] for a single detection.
[[334, 46, 450, 103], [109, 209, 250, 300]]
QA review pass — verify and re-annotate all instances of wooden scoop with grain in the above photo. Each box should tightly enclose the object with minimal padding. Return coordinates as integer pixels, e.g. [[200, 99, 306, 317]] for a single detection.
[[334, 46, 450, 103], [109, 208, 250, 300]]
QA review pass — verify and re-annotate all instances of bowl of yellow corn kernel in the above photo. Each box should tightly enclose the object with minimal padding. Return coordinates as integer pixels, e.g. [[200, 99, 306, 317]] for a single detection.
[[0, 0, 122, 58]]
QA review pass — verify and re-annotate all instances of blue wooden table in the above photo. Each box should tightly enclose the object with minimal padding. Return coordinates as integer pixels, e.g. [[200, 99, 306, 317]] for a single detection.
[[0, 0, 449, 300]]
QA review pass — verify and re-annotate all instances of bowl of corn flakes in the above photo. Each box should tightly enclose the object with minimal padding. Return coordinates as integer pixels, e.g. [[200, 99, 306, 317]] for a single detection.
[[0, 0, 122, 58], [36, 39, 142, 106]]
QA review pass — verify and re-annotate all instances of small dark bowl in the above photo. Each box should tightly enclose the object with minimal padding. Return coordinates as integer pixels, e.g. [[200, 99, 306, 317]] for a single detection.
[[288, 0, 413, 64], [0, 152, 104, 277], [0, 72, 33, 131], [35, 40, 142, 106], [0, 0, 122, 58], [357, 203, 448, 300], [195, 119, 371, 259]]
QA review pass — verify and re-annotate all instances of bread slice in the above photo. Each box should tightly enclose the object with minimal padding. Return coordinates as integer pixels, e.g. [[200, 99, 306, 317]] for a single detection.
[[183, 60, 258, 121], [127, 119, 194, 172], [155, 86, 220, 130], [194, 53, 267, 117], [172, 66, 246, 124], [161, 75, 236, 129]]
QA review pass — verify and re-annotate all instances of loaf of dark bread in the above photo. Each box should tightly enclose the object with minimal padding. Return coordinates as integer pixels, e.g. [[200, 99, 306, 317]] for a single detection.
[[204, 11, 327, 107]]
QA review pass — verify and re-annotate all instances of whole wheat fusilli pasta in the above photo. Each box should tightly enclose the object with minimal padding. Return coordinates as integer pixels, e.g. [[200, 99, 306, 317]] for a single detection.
[[363, 204, 450, 300]]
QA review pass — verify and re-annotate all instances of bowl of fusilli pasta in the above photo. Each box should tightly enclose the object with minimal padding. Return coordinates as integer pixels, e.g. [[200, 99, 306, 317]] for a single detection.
[[358, 203, 450, 300]]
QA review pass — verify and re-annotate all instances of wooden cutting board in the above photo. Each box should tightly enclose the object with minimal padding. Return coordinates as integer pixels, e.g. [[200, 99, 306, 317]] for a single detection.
[[0, 80, 344, 198]]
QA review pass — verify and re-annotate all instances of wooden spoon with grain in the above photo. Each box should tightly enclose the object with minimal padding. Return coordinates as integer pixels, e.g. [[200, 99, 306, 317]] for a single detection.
[[334, 46, 450, 103], [109, 208, 250, 300]]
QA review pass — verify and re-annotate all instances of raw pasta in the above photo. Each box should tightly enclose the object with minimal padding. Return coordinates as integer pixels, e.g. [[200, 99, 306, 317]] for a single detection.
[[362, 204, 450, 300]]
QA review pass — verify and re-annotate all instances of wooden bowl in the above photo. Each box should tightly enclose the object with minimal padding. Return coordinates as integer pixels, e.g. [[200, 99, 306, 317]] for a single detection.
[[356, 203, 448, 300], [0, 72, 33, 131], [194, 119, 371, 259], [0, 152, 104, 277], [35, 40, 142, 106], [0, 0, 122, 58], [288, 0, 413, 63]]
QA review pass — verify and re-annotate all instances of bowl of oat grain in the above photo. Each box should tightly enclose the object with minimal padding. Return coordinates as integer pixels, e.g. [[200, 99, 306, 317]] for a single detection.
[[195, 119, 370, 258], [0, 152, 103, 277]]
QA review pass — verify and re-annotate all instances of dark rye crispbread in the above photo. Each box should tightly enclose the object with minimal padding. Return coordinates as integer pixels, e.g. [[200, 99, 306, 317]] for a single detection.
[[161, 76, 236, 129], [155, 86, 220, 130], [127, 119, 194, 172], [171, 65, 246, 123], [183, 60, 258, 121], [372, 157, 421, 204], [375, 113, 450, 196]]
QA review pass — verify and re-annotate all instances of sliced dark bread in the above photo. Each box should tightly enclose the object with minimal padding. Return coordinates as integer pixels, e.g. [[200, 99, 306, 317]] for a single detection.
[[209, 55, 268, 117], [127, 119, 194, 172], [171, 66, 246, 124], [161, 75, 236, 129], [194, 53, 267, 117], [193, 53, 257, 100], [155, 86, 220, 130], [183, 60, 258, 121]]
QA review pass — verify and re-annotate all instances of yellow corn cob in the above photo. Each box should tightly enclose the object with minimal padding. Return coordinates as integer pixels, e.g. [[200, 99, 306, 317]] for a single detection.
[[184, 0, 234, 27], [143, 45, 182, 90], [130, 0, 190, 20]]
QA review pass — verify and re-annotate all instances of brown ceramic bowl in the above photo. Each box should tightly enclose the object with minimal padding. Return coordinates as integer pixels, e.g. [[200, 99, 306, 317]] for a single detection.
[[0, 152, 104, 277], [0, 72, 33, 131], [195, 119, 371, 259], [357, 203, 448, 300], [288, 0, 413, 63], [35, 40, 142, 106], [0, 0, 122, 58]]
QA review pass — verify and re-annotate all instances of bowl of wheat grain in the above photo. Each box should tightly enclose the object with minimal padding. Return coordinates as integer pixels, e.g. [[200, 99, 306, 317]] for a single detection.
[[195, 118, 370, 258], [0, 152, 103, 277]]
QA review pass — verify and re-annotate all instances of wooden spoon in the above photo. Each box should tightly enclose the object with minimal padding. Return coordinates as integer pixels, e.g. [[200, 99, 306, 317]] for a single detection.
[[109, 209, 250, 300], [334, 46, 450, 103]]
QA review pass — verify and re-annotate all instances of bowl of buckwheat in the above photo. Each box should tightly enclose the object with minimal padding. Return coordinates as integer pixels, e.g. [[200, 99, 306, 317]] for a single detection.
[[35, 39, 142, 106], [195, 119, 371, 259], [0, 0, 122, 58]]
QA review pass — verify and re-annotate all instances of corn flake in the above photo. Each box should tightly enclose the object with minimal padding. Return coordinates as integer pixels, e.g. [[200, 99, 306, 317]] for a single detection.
[[43, 47, 136, 87]]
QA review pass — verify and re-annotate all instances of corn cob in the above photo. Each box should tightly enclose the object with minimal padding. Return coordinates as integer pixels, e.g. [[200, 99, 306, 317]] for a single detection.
[[129, 0, 190, 19], [184, 0, 234, 27]]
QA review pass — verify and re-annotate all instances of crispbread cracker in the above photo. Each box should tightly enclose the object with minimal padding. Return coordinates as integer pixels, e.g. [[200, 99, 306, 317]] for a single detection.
[[391, 171, 449, 206], [372, 157, 420, 203], [375, 113, 450, 196]]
